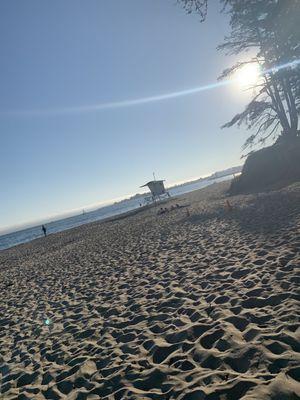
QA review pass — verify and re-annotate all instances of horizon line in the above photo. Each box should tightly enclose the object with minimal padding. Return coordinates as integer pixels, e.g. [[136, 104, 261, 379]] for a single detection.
[[0, 171, 221, 235], [0, 166, 244, 236]]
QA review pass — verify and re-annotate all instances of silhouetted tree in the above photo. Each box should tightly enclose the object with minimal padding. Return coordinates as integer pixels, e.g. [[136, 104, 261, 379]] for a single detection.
[[219, 0, 299, 149], [179, 0, 208, 21], [179, 0, 300, 149]]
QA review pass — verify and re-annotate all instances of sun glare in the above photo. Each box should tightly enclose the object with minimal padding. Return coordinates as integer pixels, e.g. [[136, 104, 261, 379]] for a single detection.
[[235, 63, 261, 89]]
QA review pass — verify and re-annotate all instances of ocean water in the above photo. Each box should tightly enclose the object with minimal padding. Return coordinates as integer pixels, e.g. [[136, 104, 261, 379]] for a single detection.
[[0, 176, 232, 251]]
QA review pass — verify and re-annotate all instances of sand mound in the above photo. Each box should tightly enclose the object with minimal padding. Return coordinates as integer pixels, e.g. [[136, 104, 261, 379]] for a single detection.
[[0, 181, 299, 399]]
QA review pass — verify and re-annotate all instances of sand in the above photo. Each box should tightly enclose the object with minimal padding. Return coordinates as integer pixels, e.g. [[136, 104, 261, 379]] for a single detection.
[[0, 180, 299, 400]]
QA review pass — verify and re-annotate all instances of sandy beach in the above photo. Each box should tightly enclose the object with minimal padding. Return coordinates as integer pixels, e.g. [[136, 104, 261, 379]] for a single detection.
[[0, 180, 299, 399]]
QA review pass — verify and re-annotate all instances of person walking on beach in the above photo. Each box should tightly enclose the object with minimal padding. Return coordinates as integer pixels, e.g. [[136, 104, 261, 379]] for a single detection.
[[42, 225, 47, 237]]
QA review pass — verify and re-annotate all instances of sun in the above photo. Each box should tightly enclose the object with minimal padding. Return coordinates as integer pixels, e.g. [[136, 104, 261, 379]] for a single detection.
[[235, 63, 261, 89]]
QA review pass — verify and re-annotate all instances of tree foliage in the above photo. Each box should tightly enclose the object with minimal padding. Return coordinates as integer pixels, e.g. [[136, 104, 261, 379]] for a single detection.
[[178, 0, 208, 21], [179, 0, 300, 149], [219, 0, 300, 148]]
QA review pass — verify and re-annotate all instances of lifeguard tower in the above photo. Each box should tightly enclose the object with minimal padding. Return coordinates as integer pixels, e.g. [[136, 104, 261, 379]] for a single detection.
[[141, 177, 170, 203]]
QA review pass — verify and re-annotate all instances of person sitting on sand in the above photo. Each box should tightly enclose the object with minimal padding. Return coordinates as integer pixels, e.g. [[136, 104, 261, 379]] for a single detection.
[[158, 207, 168, 215], [42, 225, 47, 237]]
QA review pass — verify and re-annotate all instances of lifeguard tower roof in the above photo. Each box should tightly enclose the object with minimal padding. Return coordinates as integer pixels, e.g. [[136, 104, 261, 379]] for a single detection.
[[140, 180, 166, 197], [140, 180, 164, 188]]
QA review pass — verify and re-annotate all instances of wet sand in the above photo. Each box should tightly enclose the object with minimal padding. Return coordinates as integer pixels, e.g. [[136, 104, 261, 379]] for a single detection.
[[0, 180, 299, 399]]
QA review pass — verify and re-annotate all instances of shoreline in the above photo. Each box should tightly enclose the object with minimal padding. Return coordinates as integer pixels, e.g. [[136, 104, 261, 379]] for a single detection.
[[0, 192, 177, 253], [0, 177, 230, 252]]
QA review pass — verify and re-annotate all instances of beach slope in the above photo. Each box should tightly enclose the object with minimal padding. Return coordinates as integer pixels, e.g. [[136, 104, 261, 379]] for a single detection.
[[0, 181, 299, 399]]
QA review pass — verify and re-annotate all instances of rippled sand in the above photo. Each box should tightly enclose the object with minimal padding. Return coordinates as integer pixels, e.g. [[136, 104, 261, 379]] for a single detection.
[[0, 181, 299, 399]]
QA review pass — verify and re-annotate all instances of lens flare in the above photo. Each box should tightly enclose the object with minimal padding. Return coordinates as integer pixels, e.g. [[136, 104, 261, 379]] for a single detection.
[[0, 60, 298, 117]]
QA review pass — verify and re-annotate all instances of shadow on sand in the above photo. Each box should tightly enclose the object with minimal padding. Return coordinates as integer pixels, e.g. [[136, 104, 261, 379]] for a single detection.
[[188, 185, 300, 236]]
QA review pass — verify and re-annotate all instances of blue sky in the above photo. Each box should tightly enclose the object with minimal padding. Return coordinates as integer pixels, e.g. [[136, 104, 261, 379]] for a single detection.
[[0, 0, 251, 232]]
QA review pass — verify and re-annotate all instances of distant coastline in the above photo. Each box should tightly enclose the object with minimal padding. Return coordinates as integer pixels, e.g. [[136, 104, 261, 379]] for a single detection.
[[0, 165, 242, 241], [115, 165, 243, 204]]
